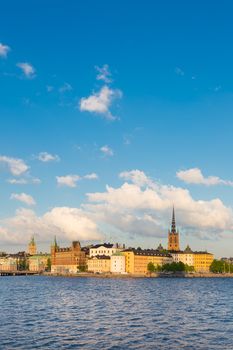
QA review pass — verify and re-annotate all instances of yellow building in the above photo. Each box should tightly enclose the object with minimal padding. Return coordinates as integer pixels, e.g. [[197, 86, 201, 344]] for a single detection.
[[123, 249, 172, 275], [28, 236, 37, 255], [193, 252, 214, 273], [87, 255, 111, 273], [28, 254, 51, 272]]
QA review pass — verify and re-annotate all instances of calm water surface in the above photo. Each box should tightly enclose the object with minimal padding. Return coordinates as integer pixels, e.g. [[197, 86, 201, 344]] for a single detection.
[[0, 276, 233, 349]]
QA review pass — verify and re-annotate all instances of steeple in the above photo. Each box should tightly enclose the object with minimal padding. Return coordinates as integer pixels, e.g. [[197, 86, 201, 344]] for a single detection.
[[167, 206, 180, 251], [171, 206, 176, 233], [28, 235, 37, 255]]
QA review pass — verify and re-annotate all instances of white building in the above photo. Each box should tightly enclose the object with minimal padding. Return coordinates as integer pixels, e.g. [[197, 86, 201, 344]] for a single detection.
[[90, 243, 125, 258], [110, 253, 126, 274], [171, 246, 194, 267]]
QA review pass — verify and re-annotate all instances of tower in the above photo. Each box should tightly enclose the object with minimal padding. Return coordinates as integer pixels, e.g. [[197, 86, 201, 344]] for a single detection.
[[168, 207, 180, 251], [28, 236, 37, 255], [51, 236, 59, 265]]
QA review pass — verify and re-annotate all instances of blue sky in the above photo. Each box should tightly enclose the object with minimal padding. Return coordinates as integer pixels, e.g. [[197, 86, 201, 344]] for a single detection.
[[1, 0, 233, 257]]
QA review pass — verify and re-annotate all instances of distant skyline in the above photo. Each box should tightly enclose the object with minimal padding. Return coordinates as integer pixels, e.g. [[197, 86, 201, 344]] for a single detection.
[[1, 1, 233, 257]]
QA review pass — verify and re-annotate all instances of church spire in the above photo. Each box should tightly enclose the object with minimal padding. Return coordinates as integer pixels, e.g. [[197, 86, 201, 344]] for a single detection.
[[171, 206, 176, 233]]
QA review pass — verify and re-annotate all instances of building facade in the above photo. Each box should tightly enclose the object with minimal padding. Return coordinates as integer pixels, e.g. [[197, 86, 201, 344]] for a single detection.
[[87, 255, 111, 273], [51, 239, 86, 274], [89, 243, 125, 258], [168, 207, 180, 251], [110, 253, 126, 274], [28, 254, 51, 272], [123, 249, 172, 275], [193, 252, 214, 272]]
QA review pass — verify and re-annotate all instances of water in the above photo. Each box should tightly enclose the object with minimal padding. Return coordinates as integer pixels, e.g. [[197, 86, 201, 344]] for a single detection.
[[0, 276, 233, 349]]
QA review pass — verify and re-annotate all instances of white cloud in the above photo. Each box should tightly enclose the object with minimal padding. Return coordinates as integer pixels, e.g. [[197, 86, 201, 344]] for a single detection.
[[7, 177, 41, 185], [0, 43, 10, 58], [37, 152, 60, 162], [0, 207, 102, 244], [96, 64, 112, 83], [175, 67, 184, 76], [17, 62, 36, 78], [10, 192, 36, 206], [83, 173, 99, 180], [59, 82, 72, 93], [119, 170, 156, 189], [79, 85, 122, 120], [56, 175, 80, 188], [0, 156, 29, 176], [176, 168, 233, 186], [84, 170, 233, 238], [100, 145, 114, 157], [56, 173, 98, 187]]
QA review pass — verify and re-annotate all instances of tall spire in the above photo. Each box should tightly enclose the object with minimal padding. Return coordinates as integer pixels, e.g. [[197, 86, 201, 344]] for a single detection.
[[171, 206, 176, 233]]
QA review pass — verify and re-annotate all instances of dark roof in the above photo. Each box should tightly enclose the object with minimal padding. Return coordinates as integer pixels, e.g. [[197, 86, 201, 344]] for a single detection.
[[91, 243, 114, 249], [123, 248, 172, 257], [89, 255, 111, 260]]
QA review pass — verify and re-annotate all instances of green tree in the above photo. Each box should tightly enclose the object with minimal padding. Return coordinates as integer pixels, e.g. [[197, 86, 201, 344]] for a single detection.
[[46, 258, 51, 272], [147, 262, 155, 276], [78, 265, 88, 272], [210, 260, 225, 273]]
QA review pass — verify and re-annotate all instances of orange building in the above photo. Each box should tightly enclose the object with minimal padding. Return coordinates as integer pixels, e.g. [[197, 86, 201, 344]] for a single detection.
[[51, 238, 86, 274]]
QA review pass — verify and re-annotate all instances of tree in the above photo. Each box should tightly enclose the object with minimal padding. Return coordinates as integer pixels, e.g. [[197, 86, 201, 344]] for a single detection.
[[46, 258, 51, 272], [78, 265, 88, 272], [210, 260, 225, 273], [147, 262, 155, 276]]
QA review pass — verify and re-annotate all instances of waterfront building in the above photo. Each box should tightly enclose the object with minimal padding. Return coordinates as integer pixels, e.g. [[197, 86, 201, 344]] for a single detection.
[[193, 252, 214, 272], [87, 255, 111, 273], [28, 236, 37, 255], [51, 239, 86, 274], [171, 245, 214, 272], [0, 256, 17, 271], [89, 243, 125, 258], [171, 245, 194, 266], [28, 254, 51, 272], [122, 249, 172, 275], [168, 207, 180, 251], [110, 252, 126, 274]]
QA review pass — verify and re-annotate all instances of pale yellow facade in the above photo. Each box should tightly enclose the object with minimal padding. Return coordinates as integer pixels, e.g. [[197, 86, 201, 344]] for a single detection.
[[193, 252, 214, 272], [28, 255, 50, 272], [0, 257, 17, 271], [87, 257, 111, 273], [171, 252, 194, 266], [123, 251, 172, 275]]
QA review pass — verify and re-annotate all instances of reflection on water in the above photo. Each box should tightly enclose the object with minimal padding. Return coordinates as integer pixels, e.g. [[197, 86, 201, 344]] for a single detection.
[[0, 276, 233, 349]]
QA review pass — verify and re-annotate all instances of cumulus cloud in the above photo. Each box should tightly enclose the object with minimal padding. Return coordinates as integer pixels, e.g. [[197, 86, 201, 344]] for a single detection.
[[0, 156, 29, 176], [37, 152, 60, 162], [0, 207, 103, 244], [83, 173, 98, 180], [96, 64, 112, 83], [10, 192, 36, 206], [119, 170, 156, 189], [56, 175, 80, 188], [0, 43, 10, 58], [17, 62, 36, 78], [79, 85, 122, 120], [100, 145, 114, 157], [177, 168, 233, 186], [84, 170, 233, 239], [7, 177, 41, 185], [56, 173, 98, 187]]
